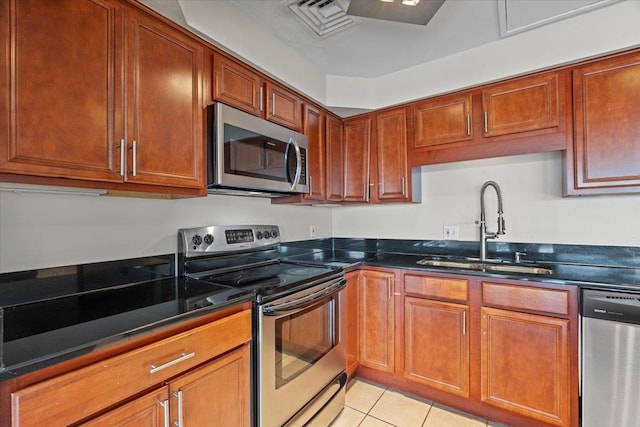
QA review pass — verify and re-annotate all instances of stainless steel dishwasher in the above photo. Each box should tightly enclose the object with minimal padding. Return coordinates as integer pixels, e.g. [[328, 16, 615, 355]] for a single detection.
[[582, 289, 640, 427]]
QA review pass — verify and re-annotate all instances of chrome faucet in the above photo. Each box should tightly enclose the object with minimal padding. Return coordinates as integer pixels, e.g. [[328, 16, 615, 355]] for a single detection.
[[478, 181, 505, 261]]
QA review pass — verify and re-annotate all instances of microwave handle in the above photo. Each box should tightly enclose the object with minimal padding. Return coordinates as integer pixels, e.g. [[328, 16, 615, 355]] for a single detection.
[[290, 137, 302, 191], [283, 137, 303, 191]]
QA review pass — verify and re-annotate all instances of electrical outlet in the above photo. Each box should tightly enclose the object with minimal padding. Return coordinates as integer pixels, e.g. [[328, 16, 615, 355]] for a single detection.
[[443, 225, 459, 240], [310, 225, 317, 237]]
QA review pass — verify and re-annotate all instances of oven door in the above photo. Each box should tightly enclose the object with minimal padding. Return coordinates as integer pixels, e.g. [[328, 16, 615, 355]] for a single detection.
[[258, 277, 346, 427]]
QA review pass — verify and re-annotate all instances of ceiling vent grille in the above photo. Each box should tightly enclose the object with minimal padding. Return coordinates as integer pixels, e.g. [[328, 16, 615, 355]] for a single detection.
[[285, 0, 360, 38]]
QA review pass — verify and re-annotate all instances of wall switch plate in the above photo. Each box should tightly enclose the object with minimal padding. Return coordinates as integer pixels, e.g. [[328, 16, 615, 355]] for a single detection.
[[310, 225, 317, 237], [443, 225, 459, 240]]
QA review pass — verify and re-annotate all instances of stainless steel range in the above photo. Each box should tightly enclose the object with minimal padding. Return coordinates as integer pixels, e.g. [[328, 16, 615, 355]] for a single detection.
[[178, 225, 347, 427]]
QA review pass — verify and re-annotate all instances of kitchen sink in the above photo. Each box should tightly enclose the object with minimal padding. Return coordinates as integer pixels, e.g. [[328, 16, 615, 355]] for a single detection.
[[415, 257, 553, 275]]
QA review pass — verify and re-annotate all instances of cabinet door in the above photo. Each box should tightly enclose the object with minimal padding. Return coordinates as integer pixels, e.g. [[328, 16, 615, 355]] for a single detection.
[[359, 270, 394, 373], [343, 117, 371, 202], [413, 93, 472, 148], [376, 108, 410, 202], [266, 81, 303, 132], [169, 344, 250, 427], [481, 307, 570, 426], [79, 388, 168, 427], [482, 72, 559, 138], [571, 51, 640, 192], [404, 297, 469, 397], [125, 9, 203, 189], [303, 104, 326, 201], [0, 0, 124, 182], [325, 115, 344, 201], [213, 54, 263, 116], [345, 271, 359, 377]]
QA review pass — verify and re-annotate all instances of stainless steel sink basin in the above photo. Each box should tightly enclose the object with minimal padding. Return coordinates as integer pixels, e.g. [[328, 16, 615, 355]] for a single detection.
[[416, 258, 553, 275]]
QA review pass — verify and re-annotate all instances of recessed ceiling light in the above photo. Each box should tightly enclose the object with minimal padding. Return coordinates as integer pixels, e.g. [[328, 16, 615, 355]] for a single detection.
[[402, 0, 420, 5]]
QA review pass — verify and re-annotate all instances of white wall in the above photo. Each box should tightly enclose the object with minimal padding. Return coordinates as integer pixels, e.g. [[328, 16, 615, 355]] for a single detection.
[[0, 192, 332, 273], [332, 152, 640, 247], [326, 0, 640, 109]]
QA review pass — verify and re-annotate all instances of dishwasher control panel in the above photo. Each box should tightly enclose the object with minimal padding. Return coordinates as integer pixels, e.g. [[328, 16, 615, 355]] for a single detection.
[[582, 289, 640, 325]]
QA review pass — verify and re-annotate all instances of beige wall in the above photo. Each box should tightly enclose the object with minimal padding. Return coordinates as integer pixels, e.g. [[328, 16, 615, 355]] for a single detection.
[[0, 192, 332, 273], [332, 152, 640, 246]]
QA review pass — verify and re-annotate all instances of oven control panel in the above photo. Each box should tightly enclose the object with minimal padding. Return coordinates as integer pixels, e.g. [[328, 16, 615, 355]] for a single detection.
[[178, 225, 280, 257]]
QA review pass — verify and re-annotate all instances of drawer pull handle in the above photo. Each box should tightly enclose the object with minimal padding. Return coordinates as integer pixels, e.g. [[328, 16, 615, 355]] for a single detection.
[[150, 352, 195, 374]]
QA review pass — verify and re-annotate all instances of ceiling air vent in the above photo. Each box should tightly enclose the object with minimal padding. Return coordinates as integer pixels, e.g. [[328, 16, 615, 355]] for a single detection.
[[286, 0, 360, 38]]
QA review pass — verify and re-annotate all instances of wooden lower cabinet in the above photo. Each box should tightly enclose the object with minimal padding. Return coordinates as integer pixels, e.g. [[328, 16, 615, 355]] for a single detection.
[[9, 309, 252, 427], [404, 297, 469, 397], [80, 388, 169, 427], [481, 307, 570, 426], [354, 270, 578, 427], [345, 271, 359, 377], [358, 269, 394, 373]]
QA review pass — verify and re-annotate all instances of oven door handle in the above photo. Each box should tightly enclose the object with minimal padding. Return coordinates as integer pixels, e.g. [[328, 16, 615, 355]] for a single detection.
[[262, 278, 346, 316]]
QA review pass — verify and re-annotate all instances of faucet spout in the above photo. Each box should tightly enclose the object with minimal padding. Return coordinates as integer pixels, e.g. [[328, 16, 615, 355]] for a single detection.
[[479, 181, 506, 261]]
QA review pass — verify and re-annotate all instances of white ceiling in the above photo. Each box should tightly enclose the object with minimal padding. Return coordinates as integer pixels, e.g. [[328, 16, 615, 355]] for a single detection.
[[219, 0, 621, 78]]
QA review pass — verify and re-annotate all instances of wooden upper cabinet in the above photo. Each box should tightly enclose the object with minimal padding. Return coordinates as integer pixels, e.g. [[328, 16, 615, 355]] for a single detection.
[[358, 270, 395, 373], [481, 72, 560, 138], [413, 93, 473, 148], [343, 117, 371, 202], [568, 50, 640, 194], [266, 81, 303, 132], [125, 8, 203, 189], [0, 0, 204, 193], [481, 307, 570, 426], [376, 107, 410, 202], [213, 54, 263, 116], [212, 55, 303, 132], [0, 0, 124, 182], [326, 115, 344, 202], [303, 104, 326, 201]]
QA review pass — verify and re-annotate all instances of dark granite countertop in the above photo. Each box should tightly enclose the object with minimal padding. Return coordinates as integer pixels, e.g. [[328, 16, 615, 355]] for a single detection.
[[278, 238, 640, 292], [0, 256, 253, 381]]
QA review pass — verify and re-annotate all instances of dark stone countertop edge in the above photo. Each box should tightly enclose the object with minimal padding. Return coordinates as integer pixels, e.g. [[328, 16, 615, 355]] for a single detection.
[[0, 294, 253, 382]]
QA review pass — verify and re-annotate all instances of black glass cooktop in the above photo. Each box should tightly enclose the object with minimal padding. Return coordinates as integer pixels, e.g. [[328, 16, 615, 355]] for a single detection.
[[193, 259, 341, 303]]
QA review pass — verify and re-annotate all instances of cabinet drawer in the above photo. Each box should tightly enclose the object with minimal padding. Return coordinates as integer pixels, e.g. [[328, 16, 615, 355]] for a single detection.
[[482, 282, 569, 316], [11, 309, 252, 427], [404, 274, 468, 302]]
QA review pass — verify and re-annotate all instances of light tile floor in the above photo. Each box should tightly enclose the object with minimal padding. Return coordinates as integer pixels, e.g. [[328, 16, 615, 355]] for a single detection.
[[330, 378, 507, 427]]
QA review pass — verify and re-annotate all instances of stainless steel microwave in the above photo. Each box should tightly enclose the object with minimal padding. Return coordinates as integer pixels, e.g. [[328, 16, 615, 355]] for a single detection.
[[207, 103, 309, 196]]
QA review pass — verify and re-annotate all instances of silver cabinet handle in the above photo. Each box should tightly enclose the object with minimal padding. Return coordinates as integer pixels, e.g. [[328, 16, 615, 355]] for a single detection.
[[160, 400, 170, 427], [173, 391, 184, 427], [401, 176, 406, 196], [131, 140, 137, 176], [483, 111, 488, 133], [466, 114, 471, 136], [309, 176, 313, 195], [258, 87, 263, 112], [462, 310, 466, 336], [119, 139, 126, 177], [150, 352, 195, 374], [271, 93, 276, 116]]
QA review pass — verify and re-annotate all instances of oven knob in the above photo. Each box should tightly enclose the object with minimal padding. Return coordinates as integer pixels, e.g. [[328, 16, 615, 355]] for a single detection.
[[192, 235, 203, 245], [270, 230, 279, 238], [203, 234, 214, 245], [256, 231, 264, 240]]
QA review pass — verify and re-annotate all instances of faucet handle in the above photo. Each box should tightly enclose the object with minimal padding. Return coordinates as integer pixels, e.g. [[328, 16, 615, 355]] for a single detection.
[[514, 251, 526, 263], [498, 217, 506, 234]]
